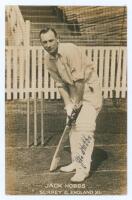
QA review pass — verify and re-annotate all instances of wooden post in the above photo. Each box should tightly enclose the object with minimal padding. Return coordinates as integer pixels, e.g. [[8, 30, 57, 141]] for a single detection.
[[104, 49, 110, 98], [13, 47, 18, 99], [25, 46, 30, 99], [98, 48, 104, 96], [25, 20, 30, 46], [41, 91, 44, 145], [44, 69, 49, 99], [34, 92, 37, 146], [122, 48, 127, 98], [6, 48, 11, 100], [110, 48, 116, 98], [116, 48, 122, 98], [38, 48, 43, 99], [19, 48, 24, 99]]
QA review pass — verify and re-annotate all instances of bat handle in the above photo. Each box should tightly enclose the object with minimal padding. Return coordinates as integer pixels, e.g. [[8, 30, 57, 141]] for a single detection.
[[67, 104, 83, 126]]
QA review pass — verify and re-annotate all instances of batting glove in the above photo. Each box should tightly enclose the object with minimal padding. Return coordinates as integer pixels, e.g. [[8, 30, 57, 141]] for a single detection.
[[66, 102, 83, 126], [65, 103, 75, 117]]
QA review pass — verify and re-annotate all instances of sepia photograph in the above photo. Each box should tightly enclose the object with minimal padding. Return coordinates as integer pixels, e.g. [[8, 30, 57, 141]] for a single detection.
[[5, 5, 127, 195]]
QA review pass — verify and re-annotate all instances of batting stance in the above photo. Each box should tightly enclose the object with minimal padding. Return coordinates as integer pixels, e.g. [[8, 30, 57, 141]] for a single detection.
[[39, 27, 103, 182]]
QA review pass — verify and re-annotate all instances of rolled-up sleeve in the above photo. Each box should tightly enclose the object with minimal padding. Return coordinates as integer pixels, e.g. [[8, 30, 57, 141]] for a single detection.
[[55, 81, 65, 88], [67, 44, 84, 82]]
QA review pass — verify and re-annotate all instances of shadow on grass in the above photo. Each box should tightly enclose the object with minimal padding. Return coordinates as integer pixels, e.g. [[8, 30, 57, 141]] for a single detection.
[[90, 147, 108, 176]]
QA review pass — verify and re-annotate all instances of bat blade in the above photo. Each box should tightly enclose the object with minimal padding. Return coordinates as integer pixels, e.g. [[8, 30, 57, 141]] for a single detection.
[[50, 104, 83, 172], [50, 125, 71, 172]]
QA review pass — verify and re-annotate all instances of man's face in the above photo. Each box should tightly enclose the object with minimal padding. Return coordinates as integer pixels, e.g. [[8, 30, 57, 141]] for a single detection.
[[40, 30, 58, 55]]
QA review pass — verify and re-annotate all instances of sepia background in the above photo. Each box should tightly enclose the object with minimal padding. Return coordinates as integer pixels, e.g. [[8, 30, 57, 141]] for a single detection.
[[5, 6, 127, 195]]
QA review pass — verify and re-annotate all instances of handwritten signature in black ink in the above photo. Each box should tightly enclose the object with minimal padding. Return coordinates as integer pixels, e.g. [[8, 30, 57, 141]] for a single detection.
[[74, 135, 93, 168]]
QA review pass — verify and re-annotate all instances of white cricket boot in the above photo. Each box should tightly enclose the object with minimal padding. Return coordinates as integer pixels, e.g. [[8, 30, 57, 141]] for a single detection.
[[60, 163, 76, 172], [70, 170, 89, 182]]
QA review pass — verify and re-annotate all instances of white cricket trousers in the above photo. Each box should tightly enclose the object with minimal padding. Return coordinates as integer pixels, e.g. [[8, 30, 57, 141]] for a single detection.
[[69, 101, 99, 175]]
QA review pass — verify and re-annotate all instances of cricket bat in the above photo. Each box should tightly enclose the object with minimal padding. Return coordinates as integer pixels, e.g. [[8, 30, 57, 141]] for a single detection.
[[50, 104, 82, 172]]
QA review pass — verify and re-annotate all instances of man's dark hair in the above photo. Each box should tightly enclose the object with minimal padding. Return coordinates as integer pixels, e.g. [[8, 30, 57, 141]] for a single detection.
[[39, 27, 58, 39]]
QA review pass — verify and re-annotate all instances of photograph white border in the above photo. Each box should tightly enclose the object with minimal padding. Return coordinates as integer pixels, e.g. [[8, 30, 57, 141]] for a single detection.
[[0, 0, 132, 200]]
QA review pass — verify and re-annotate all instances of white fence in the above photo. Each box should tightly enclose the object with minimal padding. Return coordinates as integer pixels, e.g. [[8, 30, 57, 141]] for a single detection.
[[5, 46, 127, 100]]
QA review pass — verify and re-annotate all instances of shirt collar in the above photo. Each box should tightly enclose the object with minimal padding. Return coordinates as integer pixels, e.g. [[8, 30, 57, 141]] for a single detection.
[[49, 43, 63, 60], [58, 43, 63, 55]]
